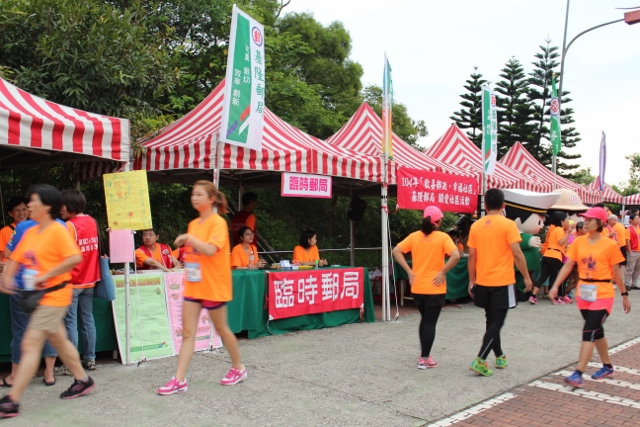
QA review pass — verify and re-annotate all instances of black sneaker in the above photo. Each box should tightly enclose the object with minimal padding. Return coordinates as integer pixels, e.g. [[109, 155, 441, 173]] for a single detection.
[[60, 377, 95, 400], [82, 359, 96, 371], [0, 395, 19, 418]]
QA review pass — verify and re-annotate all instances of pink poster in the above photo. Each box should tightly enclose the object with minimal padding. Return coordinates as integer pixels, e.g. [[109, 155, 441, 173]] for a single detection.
[[164, 271, 222, 353]]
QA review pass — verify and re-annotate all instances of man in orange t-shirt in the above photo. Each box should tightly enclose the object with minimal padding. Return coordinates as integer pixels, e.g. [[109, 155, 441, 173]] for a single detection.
[[467, 189, 531, 377]]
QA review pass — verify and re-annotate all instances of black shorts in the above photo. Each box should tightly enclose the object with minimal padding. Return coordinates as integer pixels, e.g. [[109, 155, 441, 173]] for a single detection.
[[474, 284, 517, 310], [412, 293, 446, 307]]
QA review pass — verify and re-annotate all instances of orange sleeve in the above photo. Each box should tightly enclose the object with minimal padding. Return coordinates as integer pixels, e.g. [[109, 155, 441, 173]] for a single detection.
[[0, 226, 13, 251], [292, 246, 304, 262], [66, 221, 77, 242], [566, 236, 579, 263], [207, 217, 228, 251], [172, 248, 179, 258], [245, 214, 256, 232], [230, 244, 245, 268], [506, 221, 522, 245], [311, 246, 320, 261], [443, 234, 458, 256], [135, 248, 149, 268], [396, 233, 413, 254], [626, 228, 631, 242]]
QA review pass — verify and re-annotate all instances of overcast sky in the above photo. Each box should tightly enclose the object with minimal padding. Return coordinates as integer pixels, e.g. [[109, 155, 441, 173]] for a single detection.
[[286, 0, 640, 187]]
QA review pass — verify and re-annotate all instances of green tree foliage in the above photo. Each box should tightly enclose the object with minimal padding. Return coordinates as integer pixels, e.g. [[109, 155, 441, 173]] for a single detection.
[[450, 67, 487, 147], [362, 85, 428, 149], [527, 39, 581, 176], [570, 167, 595, 186], [0, 0, 179, 140], [495, 57, 535, 157]]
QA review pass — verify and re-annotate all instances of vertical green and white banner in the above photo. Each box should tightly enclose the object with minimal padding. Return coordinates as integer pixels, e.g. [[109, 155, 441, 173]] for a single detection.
[[549, 77, 562, 156], [220, 5, 265, 150], [481, 86, 497, 175]]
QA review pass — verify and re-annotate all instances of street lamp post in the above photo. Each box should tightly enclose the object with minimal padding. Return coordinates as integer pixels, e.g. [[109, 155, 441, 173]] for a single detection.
[[552, 0, 627, 175]]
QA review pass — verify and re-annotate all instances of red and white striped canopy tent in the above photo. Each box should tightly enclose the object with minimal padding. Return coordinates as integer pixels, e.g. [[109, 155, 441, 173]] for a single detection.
[[326, 103, 474, 184], [587, 177, 623, 204], [624, 194, 640, 206], [131, 80, 381, 185], [0, 78, 129, 169], [424, 124, 550, 192], [500, 142, 598, 204]]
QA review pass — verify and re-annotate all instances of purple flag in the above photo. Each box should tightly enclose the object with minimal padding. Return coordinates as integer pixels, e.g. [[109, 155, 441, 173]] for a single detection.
[[598, 131, 606, 192]]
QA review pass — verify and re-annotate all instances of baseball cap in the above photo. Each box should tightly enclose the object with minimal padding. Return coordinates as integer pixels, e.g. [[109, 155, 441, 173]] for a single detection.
[[423, 206, 444, 225], [580, 207, 608, 222]]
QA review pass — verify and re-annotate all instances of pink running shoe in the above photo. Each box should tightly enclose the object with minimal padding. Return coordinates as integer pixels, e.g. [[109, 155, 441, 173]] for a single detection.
[[562, 295, 573, 304], [157, 377, 188, 395], [528, 296, 538, 305], [552, 298, 565, 306], [220, 367, 247, 386], [418, 356, 438, 369]]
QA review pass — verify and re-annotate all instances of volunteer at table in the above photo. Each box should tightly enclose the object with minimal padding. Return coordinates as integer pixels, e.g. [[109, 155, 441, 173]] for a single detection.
[[230, 226, 266, 269], [292, 229, 328, 266]]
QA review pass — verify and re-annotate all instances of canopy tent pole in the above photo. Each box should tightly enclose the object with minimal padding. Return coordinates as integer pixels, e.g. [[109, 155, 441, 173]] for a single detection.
[[381, 156, 390, 321], [123, 160, 131, 365], [349, 189, 356, 267], [208, 134, 222, 351]]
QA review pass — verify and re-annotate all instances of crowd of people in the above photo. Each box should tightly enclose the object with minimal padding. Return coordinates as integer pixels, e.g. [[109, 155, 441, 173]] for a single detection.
[[393, 189, 633, 388]]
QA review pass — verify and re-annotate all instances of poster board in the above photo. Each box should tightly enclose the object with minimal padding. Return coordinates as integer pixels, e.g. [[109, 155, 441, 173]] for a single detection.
[[103, 170, 153, 230], [164, 271, 222, 353], [111, 273, 174, 364]]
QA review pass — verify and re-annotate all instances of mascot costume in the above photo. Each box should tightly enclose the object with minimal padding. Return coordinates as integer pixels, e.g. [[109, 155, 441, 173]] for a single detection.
[[502, 189, 561, 301]]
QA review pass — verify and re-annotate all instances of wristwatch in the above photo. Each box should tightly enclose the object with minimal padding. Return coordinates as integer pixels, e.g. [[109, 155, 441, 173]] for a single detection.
[[621, 292, 629, 297]]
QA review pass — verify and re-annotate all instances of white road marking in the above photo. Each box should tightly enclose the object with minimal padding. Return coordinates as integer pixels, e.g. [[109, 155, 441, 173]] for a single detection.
[[529, 380, 640, 409], [426, 393, 517, 427], [554, 370, 640, 391], [609, 337, 640, 355]]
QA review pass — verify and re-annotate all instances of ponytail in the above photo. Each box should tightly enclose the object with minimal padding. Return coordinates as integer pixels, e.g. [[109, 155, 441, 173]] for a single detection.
[[421, 217, 435, 235]]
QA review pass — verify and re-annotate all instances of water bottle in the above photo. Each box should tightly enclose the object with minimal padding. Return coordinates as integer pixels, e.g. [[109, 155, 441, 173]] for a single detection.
[[315, 259, 319, 269], [249, 252, 255, 269]]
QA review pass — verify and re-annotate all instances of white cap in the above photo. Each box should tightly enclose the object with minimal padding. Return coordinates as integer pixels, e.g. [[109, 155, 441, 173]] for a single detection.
[[502, 189, 561, 214]]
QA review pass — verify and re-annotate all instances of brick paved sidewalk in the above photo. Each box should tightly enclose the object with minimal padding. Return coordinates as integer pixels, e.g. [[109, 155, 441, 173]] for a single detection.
[[427, 337, 640, 427]]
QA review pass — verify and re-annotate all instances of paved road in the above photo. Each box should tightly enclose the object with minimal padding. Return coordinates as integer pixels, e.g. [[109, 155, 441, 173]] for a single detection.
[[4, 292, 640, 426]]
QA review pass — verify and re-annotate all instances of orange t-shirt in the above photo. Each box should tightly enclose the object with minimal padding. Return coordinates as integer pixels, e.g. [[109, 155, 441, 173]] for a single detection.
[[540, 224, 555, 254], [0, 223, 16, 259], [543, 226, 566, 261], [614, 222, 626, 247], [183, 214, 232, 302], [397, 230, 457, 295], [292, 245, 320, 263], [565, 235, 624, 300], [10, 221, 81, 307], [467, 214, 522, 287], [230, 243, 258, 268], [135, 244, 162, 269]]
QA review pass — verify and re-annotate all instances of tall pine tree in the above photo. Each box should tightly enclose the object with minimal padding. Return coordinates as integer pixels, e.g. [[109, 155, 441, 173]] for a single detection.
[[495, 57, 535, 157], [450, 67, 487, 148], [527, 39, 581, 176]]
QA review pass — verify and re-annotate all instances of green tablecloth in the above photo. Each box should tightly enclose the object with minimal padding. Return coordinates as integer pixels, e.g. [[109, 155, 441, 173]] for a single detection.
[[0, 294, 117, 363], [392, 258, 469, 300], [228, 267, 375, 339], [1, 267, 375, 360]]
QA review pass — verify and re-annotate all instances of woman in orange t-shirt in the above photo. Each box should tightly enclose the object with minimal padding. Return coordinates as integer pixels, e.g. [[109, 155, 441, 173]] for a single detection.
[[529, 212, 570, 305], [0, 185, 92, 417], [392, 206, 460, 370], [158, 181, 246, 396], [292, 229, 328, 266], [230, 225, 265, 269], [549, 207, 630, 388]]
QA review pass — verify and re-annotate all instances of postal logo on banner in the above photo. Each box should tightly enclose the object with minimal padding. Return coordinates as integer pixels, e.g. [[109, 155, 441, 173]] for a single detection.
[[397, 168, 478, 213], [220, 5, 265, 151]]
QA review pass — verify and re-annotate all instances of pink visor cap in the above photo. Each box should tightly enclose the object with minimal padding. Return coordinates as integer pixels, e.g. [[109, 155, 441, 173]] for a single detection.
[[580, 207, 608, 222], [423, 206, 444, 225]]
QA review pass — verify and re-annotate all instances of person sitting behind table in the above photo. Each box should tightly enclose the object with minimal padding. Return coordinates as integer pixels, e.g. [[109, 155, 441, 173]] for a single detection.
[[292, 229, 328, 267], [135, 228, 181, 272], [230, 226, 266, 270], [0, 196, 28, 261]]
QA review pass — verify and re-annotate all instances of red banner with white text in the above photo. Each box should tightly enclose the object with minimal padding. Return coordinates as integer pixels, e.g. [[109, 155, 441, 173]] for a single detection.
[[268, 268, 364, 320], [397, 168, 478, 213]]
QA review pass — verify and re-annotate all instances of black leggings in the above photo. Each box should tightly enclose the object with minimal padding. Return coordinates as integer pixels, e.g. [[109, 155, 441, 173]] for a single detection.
[[537, 256, 564, 295], [580, 309, 608, 342], [414, 295, 443, 358], [477, 308, 508, 360]]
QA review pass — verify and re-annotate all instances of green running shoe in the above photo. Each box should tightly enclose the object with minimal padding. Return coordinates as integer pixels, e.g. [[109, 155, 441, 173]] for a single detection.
[[495, 354, 508, 369], [470, 357, 494, 377]]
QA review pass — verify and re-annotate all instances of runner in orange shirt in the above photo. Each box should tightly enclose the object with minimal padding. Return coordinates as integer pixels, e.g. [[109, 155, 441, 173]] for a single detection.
[[467, 189, 532, 377], [158, 181, 246, 396], [393, 206, 460, 369], [624, 213, 640, 290], [528, 212, 570, 305], [549, 207, 630, 388], [0, 185, 93, 418]]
